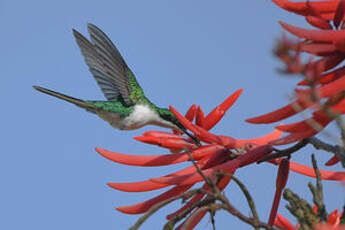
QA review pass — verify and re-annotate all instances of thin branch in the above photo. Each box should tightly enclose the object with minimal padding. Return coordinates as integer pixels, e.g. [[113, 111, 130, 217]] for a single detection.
[[258, 139, 309, 163], [181, 207, 208, 230], [186, 150, 219, 194], [129, 189, 200, 230], [308, 137, 345, 168], [215, 198, 278, 230], [163, 195, 215, 230], [308, 154, 328, 222], [231, 176, 260, 230]]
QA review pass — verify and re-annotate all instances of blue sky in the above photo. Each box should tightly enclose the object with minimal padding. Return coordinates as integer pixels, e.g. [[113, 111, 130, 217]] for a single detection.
[[1, 0, 344, 229]]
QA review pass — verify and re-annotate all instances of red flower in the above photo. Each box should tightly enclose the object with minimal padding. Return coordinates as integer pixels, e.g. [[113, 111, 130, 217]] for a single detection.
[[247, 0, 345, 159], [96, 90, 285, 229], [96, 90, 345, 229]]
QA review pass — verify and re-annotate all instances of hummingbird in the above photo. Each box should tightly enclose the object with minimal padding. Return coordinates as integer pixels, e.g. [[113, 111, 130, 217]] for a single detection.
[[34, 23, 194, 138]]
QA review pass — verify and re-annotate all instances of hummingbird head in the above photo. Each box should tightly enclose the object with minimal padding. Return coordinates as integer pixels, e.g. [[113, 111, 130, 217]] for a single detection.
[[158, 108, 186, 131], [158, 108, 200, 145]]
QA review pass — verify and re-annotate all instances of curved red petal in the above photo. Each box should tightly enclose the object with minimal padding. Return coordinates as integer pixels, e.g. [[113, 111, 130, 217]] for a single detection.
[[269, 159, 290, 226], [108, 180, 168, 192], [270, 160, 345, 181], [170, 106, 223, 145], [96, 147, 190, 166], [272, 0, 337, 15], [325, 155, 340, 166], [116, 184, 193, 214], [274, 214, 296, 230], [270, 130, 317, 145], [246, 99, 311, 124], [334, 0, 345, 28], [296, 74, 345, 99], [142, 131, 181, 138], [280, 21, 345, 42], [295, 42, 336, 56], [298, 65, 345, 86], [195, 106, 205, 128], [152, 145, 272, 185], [203, 89, 243, 130], [235, 128, 283, 147], [306, 16, 332, 30], [276, 113, 331, 133], [185, 104, 197, 122]]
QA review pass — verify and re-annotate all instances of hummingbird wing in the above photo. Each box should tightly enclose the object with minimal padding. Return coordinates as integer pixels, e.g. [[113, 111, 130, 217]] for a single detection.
[[73, 24, 137, 106]]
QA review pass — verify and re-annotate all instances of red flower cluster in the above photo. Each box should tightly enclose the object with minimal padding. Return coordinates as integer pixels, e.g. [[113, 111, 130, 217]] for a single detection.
[[96, 90, 345, 229], [275, 206, 345, 230], [247, 0, 345, 159]]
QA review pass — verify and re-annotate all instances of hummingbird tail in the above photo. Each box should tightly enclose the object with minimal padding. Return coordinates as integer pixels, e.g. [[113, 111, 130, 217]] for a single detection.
[[33, 85, 97, 111]]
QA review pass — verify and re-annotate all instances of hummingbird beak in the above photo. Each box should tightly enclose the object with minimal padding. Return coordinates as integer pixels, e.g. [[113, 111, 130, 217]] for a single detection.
[[182, 130, 201, 147]]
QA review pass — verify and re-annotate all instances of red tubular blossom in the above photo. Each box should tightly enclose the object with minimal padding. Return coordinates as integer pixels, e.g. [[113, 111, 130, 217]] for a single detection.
[[279, 21, 345, 43], [151, 149, 231, 186], [268, 159, 290, 226], [151, 145, 273, 186], [195, 105, 205, 127], [296, 75, 345, 98], [203, 89, 243, 130], [328, 209, 341, 225], [217, 135, 237, 149], [306, 16, 332, 30], [334, 0, 345, 28], [275, 112, 332, 133], [296, 42, 337, 56], [270, 159, 345, 181], [313, 53, 345, 72], [142, 131, 182, 138], [116, 184, 193, 214], [95, 147, 193, 167], [325, 155, 340, 166], [274, 214, 296, 230], [133, 136, 196, 150], [271, 130, 318, 145], [298, 65, 345, 86], [272, 0, 338, 17], [108, 180, 168, 193], [185, 104, 197, 122], [170, 105, 224, 145], [235, 128, 283, 147], [246, 99, 312, 124]]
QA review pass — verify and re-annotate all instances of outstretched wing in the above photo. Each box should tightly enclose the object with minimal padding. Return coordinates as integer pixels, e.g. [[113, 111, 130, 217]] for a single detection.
[[73, 23, 135, 106]]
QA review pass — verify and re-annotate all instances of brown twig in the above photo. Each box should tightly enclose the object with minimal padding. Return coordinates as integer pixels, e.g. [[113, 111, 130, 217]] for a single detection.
[[308, 154, 328, 222], [186, 150, 219, 194], [257, 139, 309, 163], [215, 196, 278, 230], [231, 176, 260, 230], [308, 137, 345, 168], [163, 194, 215, 230], [129, 189, 200, 230]]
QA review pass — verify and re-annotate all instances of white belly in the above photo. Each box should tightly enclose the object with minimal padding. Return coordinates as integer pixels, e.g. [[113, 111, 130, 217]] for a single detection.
[[97, 104, 177, 130]]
